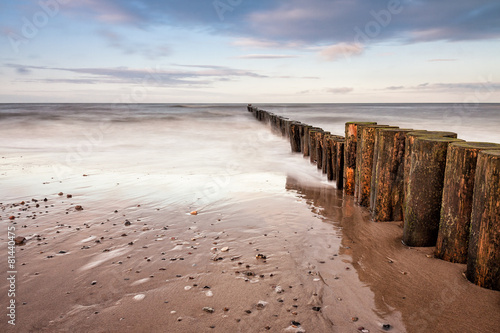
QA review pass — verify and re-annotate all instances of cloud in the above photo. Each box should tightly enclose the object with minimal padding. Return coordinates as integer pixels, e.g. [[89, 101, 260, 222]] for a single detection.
[[5, 63, 268, 86], [232, 38, 303, 49], [319, 43, 364, 61], [326, 87, 354, 94], [299, 87, 354, 94], [235, 54, 299, 59], [5, 1, 500, 52], [379, 81, 499, 93], [98, 29, 171, 59], [15, 66, 31, 74]]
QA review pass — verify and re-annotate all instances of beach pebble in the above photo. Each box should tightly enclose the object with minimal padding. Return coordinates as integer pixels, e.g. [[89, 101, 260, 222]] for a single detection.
[[382, 324, 391, 330], [75, 205, 83, 211], [184, 286, 192, 291], [91, 281, 97, 285], [312, 306, 321, 312], [275, 286, 284, 294], [14, 236, 26, 245], [190, 211, 198, 215], [124, 220, 131, 226], [203, 307, 215, 313], [205, 291, 213, 297], [9, 216, 16, 220], [221, 247, 229, 252], [256, 301, 268, 309], [67, 194, 72, 198], [256, 254, 267, 259], [170, 311, 177, 314], [58, 192, 63, 196], [133, 294, 146, 301]]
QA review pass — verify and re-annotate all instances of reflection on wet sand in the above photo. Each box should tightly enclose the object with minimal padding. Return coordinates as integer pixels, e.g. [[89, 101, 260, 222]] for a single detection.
[[285, 175, 500, 333]]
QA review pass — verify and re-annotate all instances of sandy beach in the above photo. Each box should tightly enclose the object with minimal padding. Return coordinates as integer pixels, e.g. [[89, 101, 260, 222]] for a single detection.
[[1, 104, 499, 332]]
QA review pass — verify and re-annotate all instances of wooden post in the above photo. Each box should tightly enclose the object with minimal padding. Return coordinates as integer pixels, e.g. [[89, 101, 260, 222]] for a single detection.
[[466, 150, 500, 291], [404, 131, 458, 209], [370, 128, 415, 222], [309, 128, 323, 165], [336, 139, 345, 190], [325, 135, 334, 180], [302, 125, 312, 157], [403, 136, 464, 247], [321, 132, 331, 174], [289, 122, 302, 153], [436, 142, 500, 263], [316, 131, 329, 171], [344, 122, 377, 196], [355, 124, 396, 207]]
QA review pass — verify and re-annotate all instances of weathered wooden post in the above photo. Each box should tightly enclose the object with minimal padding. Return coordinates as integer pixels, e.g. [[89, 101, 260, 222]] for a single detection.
[[302, 125, 312, 157], [344, 122, 377, 196], [403, 136, 464, 246], [336, 139, 345, 190], [435, 142, 500, 263], [355, 124, 396, 207], [403, 131, 458, 204], [321, 132, 330, 173], [325, 135, 334, 180], [371, 128, 415, 222], [316, 130, 329, 171], [289, 122, 302, 153], [309, 128, 323, 165], [466, 150, 500, 291]]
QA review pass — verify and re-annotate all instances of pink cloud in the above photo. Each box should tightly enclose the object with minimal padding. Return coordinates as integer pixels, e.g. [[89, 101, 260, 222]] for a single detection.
[[319, 43, 364, 61]]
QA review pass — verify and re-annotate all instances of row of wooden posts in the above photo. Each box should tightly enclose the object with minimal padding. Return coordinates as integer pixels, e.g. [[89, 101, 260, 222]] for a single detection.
[[248, 105, 500, 292]]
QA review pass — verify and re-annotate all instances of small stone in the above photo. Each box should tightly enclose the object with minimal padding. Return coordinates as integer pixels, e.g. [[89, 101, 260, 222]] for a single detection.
[[256, 301, 268, 309], [291, 321, 301, 326], [203, 307, 215, 313], [351, 317, 359, 322], [256, 254, 267, 259], [14, 236, 26, 245], [382, 324, 391, 330], [75, 205, 83, 211], [58, 192, 63, 196], [67, 194, 72, 198], [221, 247, 229, 252], [245, 310, 252, 314], [312, 306, 321, 312], [58, 250, 67, 254], [9, 216, 16, 220], [91, 281, 97, 285], [124, 220, 131, 226], [190, 211, 198, 215]]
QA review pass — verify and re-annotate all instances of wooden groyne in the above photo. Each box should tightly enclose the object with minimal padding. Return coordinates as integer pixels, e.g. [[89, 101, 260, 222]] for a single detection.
[[247, 104, 500, 291]]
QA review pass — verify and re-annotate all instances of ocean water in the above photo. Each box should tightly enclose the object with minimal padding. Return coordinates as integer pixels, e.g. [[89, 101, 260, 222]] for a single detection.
[[1, 103, 499, 204]]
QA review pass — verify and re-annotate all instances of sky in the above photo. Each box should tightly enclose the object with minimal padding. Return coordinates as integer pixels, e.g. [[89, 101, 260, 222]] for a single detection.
[[0, 0, 499, 103]]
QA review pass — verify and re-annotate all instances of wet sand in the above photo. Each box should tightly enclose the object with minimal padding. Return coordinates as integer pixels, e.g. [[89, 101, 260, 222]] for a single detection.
[[1, 173, 499, 333]]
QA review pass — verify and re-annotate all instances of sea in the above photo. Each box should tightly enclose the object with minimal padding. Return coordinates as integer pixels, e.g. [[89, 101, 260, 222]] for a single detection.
[[1, 103, 499, 204]]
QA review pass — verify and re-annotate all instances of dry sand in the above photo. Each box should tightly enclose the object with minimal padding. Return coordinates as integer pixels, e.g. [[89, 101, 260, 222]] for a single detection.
[[1, 173, 499, 333]]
